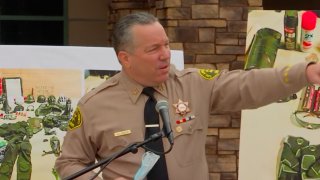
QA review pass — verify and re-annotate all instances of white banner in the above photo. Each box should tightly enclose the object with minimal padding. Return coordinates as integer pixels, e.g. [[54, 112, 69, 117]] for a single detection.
[[0, 45, 184, 180]]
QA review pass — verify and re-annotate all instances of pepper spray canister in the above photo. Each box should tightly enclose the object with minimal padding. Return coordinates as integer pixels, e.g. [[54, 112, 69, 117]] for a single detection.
[[284, 10, 298, 50], [300, 11, 317, 52]]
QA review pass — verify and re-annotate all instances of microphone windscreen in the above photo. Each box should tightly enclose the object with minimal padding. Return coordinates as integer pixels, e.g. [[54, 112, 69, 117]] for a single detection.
[[156, 100, 168, 112]]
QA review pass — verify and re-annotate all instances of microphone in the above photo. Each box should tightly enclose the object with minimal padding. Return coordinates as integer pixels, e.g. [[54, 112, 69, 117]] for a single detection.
[[156, 100, 174, 145]]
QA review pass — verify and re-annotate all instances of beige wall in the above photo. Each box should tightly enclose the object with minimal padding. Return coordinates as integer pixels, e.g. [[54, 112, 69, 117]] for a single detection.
[[68, 0, 110, 46]]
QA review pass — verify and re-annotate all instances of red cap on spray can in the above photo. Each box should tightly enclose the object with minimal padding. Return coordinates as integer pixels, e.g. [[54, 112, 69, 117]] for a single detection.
[[301, 11, 317, 30]]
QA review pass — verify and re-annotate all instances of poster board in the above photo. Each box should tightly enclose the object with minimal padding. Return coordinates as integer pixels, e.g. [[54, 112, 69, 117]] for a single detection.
[[0, 45, 184, 179], [239, 10, 320, 180]]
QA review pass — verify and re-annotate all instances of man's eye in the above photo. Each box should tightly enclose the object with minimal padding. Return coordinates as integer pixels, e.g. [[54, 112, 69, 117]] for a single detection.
[[147, 47, 158, 52]]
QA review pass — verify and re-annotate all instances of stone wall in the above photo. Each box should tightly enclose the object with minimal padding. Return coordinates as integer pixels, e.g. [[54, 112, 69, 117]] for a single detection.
[[108, 0, 263, 179]]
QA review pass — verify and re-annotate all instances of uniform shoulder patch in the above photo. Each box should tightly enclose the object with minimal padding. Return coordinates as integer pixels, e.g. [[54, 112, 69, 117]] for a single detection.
[[68, 106, 82, 130], [198, 69, 220, 80]]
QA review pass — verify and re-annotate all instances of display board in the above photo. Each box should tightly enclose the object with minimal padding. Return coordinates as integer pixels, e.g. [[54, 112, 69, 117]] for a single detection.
[[0, 45, 184, 179], [239, 10, 320, 180]]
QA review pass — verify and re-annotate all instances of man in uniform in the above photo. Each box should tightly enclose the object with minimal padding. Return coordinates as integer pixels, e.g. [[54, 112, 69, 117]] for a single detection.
[[55, 12, 320, 179]]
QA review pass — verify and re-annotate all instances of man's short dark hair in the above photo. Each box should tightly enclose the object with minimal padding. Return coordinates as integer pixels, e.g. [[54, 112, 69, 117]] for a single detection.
[[112, 12, 158, 54]]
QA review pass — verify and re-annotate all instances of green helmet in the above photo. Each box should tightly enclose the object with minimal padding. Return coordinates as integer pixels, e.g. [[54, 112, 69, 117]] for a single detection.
[[57, 96, 66, 104], [47, 95, 56, 105], [37, 95, 46, 103], [25, 94, 35, 104], [13, 105, 24, 112]]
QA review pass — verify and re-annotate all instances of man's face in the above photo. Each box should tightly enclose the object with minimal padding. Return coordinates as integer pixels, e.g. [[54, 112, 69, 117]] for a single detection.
[[120, 22, 171, 87]]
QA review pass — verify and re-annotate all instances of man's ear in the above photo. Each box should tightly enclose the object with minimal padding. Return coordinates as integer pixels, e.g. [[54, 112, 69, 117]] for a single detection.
[[118, 51, 130, 68]]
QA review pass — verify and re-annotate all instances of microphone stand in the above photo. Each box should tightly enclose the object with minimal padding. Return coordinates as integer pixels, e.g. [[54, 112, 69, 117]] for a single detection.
[[63, 131, 164, 180]]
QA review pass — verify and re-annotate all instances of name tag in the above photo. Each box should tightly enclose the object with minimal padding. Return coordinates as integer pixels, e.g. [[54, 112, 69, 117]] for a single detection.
[[113, 130, 131, 137]]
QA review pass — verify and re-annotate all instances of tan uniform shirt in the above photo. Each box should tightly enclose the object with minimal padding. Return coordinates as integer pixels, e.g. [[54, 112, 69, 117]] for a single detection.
[[55, 62, 309, 179]]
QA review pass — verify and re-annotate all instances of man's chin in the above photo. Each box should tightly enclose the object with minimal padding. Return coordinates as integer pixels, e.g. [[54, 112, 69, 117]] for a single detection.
[[156, 75, 169, 84]]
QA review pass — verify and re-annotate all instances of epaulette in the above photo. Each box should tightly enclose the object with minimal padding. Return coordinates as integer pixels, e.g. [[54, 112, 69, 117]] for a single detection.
[[172, 67, 198, 78], [79, 74, 120, 104], [177, 68, 198, 78]]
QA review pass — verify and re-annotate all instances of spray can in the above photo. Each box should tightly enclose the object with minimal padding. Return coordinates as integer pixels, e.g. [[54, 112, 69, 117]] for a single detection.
[[284, 10, 298, 50], [244, 28, 281, 70], [300, 11, 317, 52]]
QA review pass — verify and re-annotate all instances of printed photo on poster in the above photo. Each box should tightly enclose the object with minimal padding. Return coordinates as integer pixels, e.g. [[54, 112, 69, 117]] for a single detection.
[[0, 69, 81, 180], [239, 10, 320, 180]]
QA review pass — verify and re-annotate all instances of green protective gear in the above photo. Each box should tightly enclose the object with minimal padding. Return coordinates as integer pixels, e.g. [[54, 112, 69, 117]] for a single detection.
[[59, 121, 69, 131], [35, 104, 64, 117], [47, 95, 56, 105], [50, 136, 61, 157], [286, 136, 310, 155], [62, 98, 72, 118], [52, 168, 61, 180], [20, 141, 32, 180], [36, 95, 46, 103], [300, 145, 320, 178], [42, 115, 58, 135], [0, 142, 7, 163], [0, 122, 33, 180], [27, 117, 43, 134], [278, 136, 310, 180], [42, 136, 61, 157], [306, 160, 320, 178], [277, 136, 320, 180], [24, 94, 35, 104], [42, 115, 69, 135]]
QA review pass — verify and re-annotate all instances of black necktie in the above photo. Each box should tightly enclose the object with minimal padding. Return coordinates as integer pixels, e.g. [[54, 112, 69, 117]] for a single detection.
[[142, 87, 169, 180]]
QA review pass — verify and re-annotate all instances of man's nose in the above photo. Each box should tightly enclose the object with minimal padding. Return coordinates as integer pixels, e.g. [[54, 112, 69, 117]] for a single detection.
[[160, 47, 170, 60]]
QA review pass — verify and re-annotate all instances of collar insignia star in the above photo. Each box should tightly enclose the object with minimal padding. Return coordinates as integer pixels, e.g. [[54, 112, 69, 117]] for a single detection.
[[173, 99, 190, 116]]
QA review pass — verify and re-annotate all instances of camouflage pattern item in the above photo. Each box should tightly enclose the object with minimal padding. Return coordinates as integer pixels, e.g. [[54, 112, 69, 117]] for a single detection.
[[0, 121, 33, 180], [42, 115, 69, 135], [278, 135, 320, 179], [61, 98, 72, 118], [42, 136, 61, 157], [0, 140, 7, 163], [244, 28, 282, 70], [52, 168, 61, 180], [35, 104, 64, 117], [300, 145, 320, 178], [278, 136, 309, 180], [27, 117, 43, 134]]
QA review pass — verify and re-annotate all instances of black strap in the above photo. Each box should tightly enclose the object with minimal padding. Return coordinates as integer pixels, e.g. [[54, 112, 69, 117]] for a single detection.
[[142, 87, 169, 180]]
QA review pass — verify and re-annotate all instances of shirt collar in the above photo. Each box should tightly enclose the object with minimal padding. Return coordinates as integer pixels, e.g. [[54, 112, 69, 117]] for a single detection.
[[119, 71, 168, 104]]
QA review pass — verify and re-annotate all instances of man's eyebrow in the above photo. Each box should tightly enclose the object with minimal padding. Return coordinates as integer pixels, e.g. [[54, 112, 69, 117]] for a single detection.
[[145, 43, 160, 50], [145, 39, 170, 50]]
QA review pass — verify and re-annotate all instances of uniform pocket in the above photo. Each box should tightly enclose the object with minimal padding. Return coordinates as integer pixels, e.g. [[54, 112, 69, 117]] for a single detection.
[[172, 114, 204, 167]]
